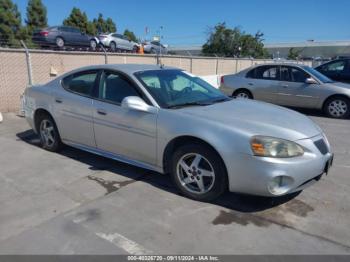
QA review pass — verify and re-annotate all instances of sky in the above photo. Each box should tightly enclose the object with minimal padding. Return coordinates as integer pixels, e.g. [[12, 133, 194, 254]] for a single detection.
[[14, 0, 350, 46]]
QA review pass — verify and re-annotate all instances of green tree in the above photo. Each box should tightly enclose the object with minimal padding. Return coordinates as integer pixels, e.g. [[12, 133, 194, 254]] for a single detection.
[[202, 23, 270, 58], [63, 7, 90, 34], [25, 0, 47, 35], [123, 29, 137, 42], [0, 0, 22, 46], [93, 13, 116, 34], [287, 47, 301, 60]]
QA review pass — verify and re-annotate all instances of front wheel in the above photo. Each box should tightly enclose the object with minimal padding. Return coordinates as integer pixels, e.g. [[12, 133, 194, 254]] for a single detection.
[[38, 115, 62, 152], [324, 96, 350, 119], [170, 144, 228, 201]]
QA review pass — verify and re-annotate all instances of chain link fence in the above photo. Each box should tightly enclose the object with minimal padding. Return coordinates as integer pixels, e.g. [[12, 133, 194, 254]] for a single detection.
[[0, 44, 312, 113]]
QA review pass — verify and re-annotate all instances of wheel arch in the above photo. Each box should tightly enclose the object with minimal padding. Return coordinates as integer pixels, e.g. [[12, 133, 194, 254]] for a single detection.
[[322, 94, 350, 110], [162, 135, 228, 177], [232, 88, 254, 98], [33, 108, 54, 133]]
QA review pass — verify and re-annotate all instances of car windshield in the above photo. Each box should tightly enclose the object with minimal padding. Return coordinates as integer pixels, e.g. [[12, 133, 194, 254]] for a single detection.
[[134, 69, 229, 108], [302, 66, 334, 83]]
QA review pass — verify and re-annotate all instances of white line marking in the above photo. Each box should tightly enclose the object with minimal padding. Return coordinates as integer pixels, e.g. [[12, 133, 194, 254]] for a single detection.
[[96, 232, 153, 255]]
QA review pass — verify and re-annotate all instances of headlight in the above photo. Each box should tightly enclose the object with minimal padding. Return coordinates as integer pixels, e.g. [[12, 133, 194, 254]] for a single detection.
[[251, 136, 304, 158]]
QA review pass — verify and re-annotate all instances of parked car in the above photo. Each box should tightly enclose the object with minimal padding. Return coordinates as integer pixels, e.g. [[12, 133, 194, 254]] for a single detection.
[[23, 64, 333, 201], [98, 33, 139, 52], [220, 63, 350, 119], [315, 59, 350, 84], [143, 41, 168, 54], [32, 26, 99, 50]]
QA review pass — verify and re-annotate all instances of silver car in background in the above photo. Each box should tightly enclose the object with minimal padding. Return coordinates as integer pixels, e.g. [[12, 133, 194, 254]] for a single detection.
[[23, 64, 333, 201], [98, 33, 139, 52], [143, 41, 168, 54], [220, 63, 350, 119]]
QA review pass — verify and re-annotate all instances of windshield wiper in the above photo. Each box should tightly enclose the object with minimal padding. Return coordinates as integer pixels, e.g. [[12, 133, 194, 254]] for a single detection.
[[166, 101, 212, 109]]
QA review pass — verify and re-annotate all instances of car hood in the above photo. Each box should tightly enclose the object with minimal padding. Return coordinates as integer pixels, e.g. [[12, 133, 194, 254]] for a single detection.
[[179, 99, 322, 141], [325, 81, 350, 90]]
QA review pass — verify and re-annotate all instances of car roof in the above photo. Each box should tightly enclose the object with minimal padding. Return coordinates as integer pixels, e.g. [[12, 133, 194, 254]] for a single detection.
[[62, 64, 179, 76]]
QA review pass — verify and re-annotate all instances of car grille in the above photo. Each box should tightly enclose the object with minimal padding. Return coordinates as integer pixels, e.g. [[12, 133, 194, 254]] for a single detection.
[[314, 139, 329, 155]]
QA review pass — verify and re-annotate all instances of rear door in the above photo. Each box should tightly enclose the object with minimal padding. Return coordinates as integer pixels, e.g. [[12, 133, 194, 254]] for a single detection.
[[277, 66, 319, 108], [52, 70, 99, 147], [245, 65, 280, 103]]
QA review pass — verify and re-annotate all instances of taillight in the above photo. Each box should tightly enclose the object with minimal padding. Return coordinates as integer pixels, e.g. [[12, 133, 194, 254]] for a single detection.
[[220, 76, 224, 85], [40, 31, 49, 37]]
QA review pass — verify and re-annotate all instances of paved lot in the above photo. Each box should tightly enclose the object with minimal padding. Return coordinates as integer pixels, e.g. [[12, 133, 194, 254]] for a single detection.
[[0, 111, 350, 254]]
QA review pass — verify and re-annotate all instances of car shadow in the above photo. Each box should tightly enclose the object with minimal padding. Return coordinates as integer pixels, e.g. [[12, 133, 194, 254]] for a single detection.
[[16, 129, 300, 214]]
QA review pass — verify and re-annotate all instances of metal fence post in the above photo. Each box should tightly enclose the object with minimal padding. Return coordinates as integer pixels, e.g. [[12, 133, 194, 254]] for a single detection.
[[215, 54, 219, 75], [20, 40, 33, 86], [100, 45, 108, 64], [235, 59, 238, 73], [186, 51, 193, 73]]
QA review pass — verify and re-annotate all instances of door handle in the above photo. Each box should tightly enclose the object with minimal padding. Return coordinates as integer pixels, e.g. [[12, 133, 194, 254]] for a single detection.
[[55, 98, 63, 103], [248, 82, 254, 86], [282, 84, 288, 88], [97, 109, 107, 116]]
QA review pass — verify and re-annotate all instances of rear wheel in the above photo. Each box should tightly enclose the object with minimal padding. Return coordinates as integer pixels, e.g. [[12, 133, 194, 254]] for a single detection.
[[324, 96, 350, 119], [110, 42, 116, 52], [55, 37, 64, 48], [170, 144, 228, 201], [90, 39, 97, 50], [133, 45, 139, 53], [233, 89, 252, 99], [38, 115, 62, 152]]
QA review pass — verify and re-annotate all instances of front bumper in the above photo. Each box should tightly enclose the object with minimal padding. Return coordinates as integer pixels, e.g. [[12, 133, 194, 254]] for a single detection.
[[226, 134, 333, 197]]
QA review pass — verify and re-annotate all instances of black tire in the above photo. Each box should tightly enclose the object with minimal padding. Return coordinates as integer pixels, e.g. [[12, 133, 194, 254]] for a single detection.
[[170, 144, 228, 201], [55, 37, 65, 48], [133, 45, 139, 53], [233, 89, 253, 99], [110, 41, 116, 52], [37, 114, 62, 152], [90, 39, 97, 50], [323, 96, 350, 119], [150, 48, 156, 54]]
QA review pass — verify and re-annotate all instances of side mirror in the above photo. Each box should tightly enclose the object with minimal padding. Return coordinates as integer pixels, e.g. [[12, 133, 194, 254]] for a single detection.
[[121, 96, 157, 114], [305, 77, 318, 84]]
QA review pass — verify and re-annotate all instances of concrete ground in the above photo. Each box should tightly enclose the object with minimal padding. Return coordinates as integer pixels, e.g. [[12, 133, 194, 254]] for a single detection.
[[0, 111, 349, 255]]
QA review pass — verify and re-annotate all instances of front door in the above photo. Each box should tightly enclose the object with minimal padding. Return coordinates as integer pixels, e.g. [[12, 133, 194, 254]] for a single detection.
[[92, 70, 158, 165], [277, 66, 319, 108]]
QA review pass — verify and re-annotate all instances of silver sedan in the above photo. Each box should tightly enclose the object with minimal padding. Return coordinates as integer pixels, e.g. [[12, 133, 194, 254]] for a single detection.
[[23, 64, 333, 201], [220, 63, 350, 119]]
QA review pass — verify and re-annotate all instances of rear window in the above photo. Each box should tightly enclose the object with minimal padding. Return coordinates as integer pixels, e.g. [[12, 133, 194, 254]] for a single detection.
[[62, 71, 98, 97]]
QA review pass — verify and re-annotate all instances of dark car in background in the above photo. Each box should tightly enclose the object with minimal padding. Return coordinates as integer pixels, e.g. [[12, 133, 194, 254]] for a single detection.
[[315, 59, 350, 84], [32, 26, 99, 50]]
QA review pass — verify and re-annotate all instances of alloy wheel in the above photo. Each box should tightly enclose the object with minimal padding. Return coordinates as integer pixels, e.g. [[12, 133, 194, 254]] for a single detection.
[[176, 153, 216, 194], [236, 92, 250, 99], [328, 99, 348, 117], [40, 119, 56, 147]]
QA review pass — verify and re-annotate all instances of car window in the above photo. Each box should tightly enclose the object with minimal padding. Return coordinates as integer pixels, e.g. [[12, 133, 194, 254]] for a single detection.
[[151, 41, 160, 46], [281, 67, 309, 83], [135, 70, 227, 108], [98, 71, 140, 104], [253, 66, 279, 80], [62, 71, 98, 96], [324, 61, 346, 72]]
